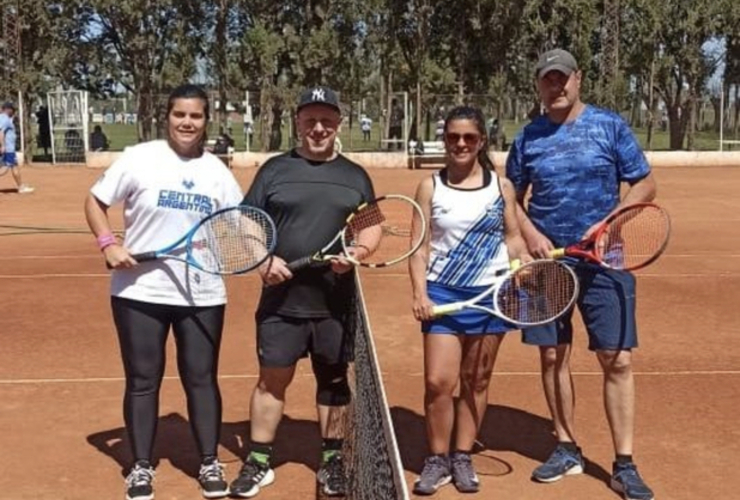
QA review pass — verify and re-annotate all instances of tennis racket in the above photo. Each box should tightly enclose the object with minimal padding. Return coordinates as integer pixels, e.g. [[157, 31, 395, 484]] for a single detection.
[[285, 194, 426, 271], [122, 205, 276, 275], [431, 259, 579, 327], [550, 202, 671, 271]]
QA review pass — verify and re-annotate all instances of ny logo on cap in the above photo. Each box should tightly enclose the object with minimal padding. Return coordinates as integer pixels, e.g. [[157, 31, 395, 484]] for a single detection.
[[312, 88, 326, 102]]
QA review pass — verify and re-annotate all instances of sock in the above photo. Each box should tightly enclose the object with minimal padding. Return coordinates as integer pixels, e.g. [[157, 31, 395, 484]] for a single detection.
[[559, 441, 580, 454], [615, 454, 633, 465], [248, 441, 274, 467], [322, 438, 344, 463], [201, 455, 218, 465]]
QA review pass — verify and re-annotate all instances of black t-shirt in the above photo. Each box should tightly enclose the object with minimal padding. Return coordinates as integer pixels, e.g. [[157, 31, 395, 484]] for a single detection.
[[243, 149, 375, 318]]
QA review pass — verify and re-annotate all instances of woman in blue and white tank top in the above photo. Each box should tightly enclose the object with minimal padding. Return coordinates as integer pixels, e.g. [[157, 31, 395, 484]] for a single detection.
[[408, 107, 532, 495]]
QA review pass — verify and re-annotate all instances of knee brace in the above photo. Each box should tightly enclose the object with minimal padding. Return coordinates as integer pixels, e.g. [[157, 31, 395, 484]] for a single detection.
[[313, 361, 351, 406]]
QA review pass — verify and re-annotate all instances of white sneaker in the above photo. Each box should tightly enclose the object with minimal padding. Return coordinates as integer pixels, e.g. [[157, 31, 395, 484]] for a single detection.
[[17, 185, 35, 194]]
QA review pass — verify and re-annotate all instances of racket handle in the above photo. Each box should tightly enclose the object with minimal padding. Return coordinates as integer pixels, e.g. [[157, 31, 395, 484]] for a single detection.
[[549, 248, 566, 259], [131, 251, 157, 262], [286, 256, 314, 273], [432, 303, 464, 316]]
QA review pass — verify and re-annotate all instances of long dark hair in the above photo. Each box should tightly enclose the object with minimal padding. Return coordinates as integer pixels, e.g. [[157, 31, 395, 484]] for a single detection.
[[443, 105, 495, 171], [166, 84, 210, 149]]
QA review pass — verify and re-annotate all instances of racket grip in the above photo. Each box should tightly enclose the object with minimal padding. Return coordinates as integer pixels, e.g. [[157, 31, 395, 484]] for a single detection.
[[549, 248, 566, 259], [432, 303, 464, 316], [286, 256, 314, 273], [131, 251, 157, 262]]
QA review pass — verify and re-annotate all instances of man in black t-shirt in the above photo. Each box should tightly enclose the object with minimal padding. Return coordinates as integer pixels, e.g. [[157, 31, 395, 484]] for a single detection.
[[230, 86, 375, 499]]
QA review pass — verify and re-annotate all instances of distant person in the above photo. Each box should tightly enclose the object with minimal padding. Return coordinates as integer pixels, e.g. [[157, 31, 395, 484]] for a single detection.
[[0, 102, 34, 193], [388, 98, 404, 150], [244, 112, 254, 149], [212, 127, 234, 156], [434, 116, 445, 141], [90, 125, 110, 152], [360, 114, 372, 141], [488, 118, 506, 151], [36, 105, 51, 157]]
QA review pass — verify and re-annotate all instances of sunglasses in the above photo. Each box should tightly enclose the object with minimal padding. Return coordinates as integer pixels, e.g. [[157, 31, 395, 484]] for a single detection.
[[445, 133, 482, 147]]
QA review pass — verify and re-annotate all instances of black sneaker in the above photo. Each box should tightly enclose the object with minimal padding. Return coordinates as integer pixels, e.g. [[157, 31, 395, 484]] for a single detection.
[[125, 461, 155, 500], [198, 457, 229, 499], [611, 462, 654, 500], [316, 453, 347, 497], [228, 458, 275, 498]]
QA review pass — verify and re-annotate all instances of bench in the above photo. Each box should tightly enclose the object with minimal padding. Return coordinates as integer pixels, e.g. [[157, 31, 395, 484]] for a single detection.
[[408, 140, 446, 169]]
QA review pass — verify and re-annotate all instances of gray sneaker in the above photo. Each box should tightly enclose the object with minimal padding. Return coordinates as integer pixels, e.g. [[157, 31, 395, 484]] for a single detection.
[[413, 455, 452, 496], [450, 451, 479, 493], [532, 444, 584, 482]]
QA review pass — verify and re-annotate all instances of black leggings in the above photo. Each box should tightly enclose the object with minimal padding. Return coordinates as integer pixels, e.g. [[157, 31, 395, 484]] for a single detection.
[[111, 296, 225, 462]]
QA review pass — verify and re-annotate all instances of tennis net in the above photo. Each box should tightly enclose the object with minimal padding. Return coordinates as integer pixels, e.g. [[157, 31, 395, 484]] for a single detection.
[[324, 271, 409, 500]]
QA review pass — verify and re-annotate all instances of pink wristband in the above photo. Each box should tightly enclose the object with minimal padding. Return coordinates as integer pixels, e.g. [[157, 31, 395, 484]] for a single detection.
[[96, 233, 117, 251]]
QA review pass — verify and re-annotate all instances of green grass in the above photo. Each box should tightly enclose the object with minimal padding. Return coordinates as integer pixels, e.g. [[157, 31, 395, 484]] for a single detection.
[[26, 119, 740, 160]]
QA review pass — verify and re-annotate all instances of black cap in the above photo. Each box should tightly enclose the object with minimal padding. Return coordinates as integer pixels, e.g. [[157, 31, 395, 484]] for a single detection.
[[2, 101, 15, 110], [297, 86, 341, 113], [535, 49, 579, 79]]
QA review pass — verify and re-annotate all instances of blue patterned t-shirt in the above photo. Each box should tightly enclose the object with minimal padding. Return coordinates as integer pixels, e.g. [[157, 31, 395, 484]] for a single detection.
[[505, 105, 650, 248]]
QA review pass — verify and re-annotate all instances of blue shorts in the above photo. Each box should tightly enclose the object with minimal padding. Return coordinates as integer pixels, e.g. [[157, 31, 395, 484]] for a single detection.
[[521, 262, 638, 350], [2, 152, 17, 167], [422, 281, 514, 335]]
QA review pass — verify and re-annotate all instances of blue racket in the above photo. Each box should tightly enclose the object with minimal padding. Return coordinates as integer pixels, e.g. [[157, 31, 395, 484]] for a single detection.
[[128, 205, 276, 275]]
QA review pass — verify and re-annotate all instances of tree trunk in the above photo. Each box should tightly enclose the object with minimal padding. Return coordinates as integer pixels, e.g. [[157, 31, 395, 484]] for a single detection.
[[667, 105, 684, 150], [269, 105, 283, 151], [734, 85, 740, 137], [686, 92, 697, 151], [137, 90, 153, 142], [259, 87, 272, 152]]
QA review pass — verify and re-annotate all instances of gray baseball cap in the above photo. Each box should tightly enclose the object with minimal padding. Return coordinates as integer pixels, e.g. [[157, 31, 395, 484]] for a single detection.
[[535, 49, 579, 79]]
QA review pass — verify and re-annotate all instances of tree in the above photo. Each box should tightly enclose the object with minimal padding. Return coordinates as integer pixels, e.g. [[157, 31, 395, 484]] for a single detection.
[[68, 0, 206, 141]]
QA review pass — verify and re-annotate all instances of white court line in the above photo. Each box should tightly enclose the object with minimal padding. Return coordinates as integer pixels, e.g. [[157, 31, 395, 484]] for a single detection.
[[2, 273, 740, 279], [0, 274, 110, 278], [3, 253, 740, 261], [1, 370, 738, 385], [0, 255, 99, 260]]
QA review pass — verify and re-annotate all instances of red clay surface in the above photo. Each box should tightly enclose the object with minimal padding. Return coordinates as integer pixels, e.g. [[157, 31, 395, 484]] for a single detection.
[[1, 165, 739, 500]]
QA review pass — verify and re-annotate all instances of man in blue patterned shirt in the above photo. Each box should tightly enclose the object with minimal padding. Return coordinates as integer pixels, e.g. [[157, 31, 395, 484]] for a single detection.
[[506, 49, 656, 500]]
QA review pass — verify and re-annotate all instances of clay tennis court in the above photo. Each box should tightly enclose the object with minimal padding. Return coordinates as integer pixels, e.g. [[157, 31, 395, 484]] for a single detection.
[[1, 164, 738, 500]]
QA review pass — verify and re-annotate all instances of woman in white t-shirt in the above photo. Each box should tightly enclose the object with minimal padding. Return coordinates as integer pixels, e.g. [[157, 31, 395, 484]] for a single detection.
[[84, 84, 243, 500], [408, 106, 532, 495]]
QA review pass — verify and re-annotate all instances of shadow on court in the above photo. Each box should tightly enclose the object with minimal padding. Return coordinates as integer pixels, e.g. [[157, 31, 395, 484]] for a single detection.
[[87, 412, 322, 479], [391, 403, 611, 486]]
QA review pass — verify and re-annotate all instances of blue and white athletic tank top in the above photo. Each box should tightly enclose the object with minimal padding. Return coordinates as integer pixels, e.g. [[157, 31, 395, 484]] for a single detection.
[[427, 168, 510, 287]]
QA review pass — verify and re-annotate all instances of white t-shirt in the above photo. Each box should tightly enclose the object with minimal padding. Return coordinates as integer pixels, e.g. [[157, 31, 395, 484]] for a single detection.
[[91, 140, 244, 306], [427, 170, 510, 287]]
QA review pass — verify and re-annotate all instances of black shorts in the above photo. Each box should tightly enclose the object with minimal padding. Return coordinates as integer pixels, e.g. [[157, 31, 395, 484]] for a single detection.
[[257, 315, 353, 367]]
